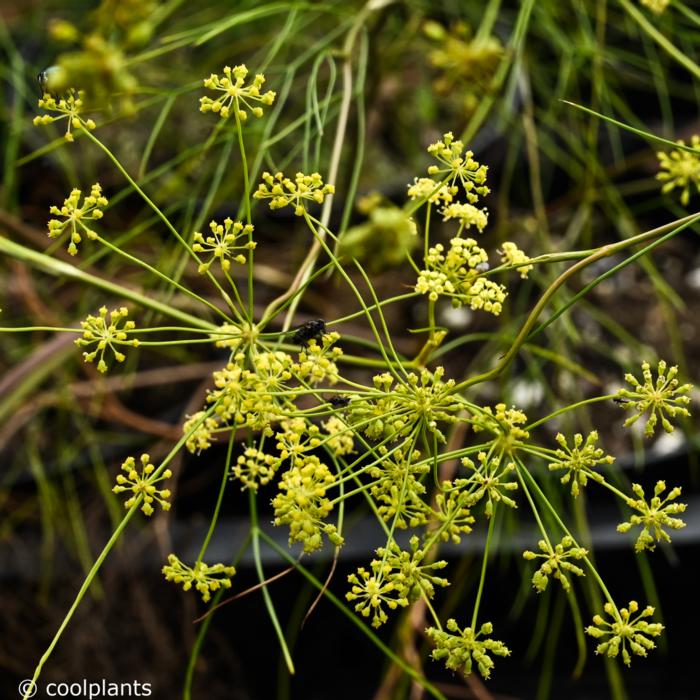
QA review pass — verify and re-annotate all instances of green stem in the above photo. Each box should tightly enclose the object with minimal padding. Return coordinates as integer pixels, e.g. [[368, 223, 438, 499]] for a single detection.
[[94, 234, 234, 322], [22, 506, 138, 700], [619, 0, 700, 80], [471, 509, 497, 630], [233, 111, 254, 321], [81, 127, 236, 314], [196, 431, 235, 564], [249, 492, 295, 674], [0, 236, 213, 329], [258, 530, 447, 700], [452, 212, 700, 393]]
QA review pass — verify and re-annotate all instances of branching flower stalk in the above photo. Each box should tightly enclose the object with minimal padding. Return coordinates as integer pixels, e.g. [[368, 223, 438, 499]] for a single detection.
[[12, 47, 699, 699]]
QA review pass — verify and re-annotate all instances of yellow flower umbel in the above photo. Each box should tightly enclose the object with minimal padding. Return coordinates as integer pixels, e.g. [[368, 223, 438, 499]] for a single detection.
[[617, 481, 686, 552], [346, 564, 408, 628], [586, 601, 664, 666], [199, 64, 276, 120], [427, 619, 510, 680], [113, 454, 171, 516], [253, 171, 335, 216], [415, 237, 506, 314], [192, 218, 255, 274], [616, 360, 692, 437], [523, 536, 588, 592], [231, 448, 280, 491], [47, 184, 108, 256], [427, 132, 489, 202], [75, 306, 139, 373], [406, 177, 456, 205], [657, 135, 700, 206], [162, 554, 236, 603], [548, 431, 614, 497], [33, 89, 96, 142], [183, 411, 219, 454], [499, 242, 533, 278]]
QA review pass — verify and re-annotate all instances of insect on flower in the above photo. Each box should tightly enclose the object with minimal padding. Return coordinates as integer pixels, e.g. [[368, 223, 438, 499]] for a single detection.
[[37, 65, 64, 96], [291, 319, 326, 347], [327, 395, 350, 408]]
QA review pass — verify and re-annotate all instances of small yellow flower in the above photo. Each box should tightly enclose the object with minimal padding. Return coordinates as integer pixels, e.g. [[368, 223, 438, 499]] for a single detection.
[[192, 218, 255, 274], [162, 554, 236, 602], [33, 89, 96, 142], [427, 132, 489, 203], [406, 177, 456, 205], [617, 481, 686, 552], [231, 448, 280, 491], [523, 536, 587, 592], [499, 242, 533, 278], [113, 453, 171, 516], [427, 619, 510, 680], [47, 184, 107, 256], [253, 171, 335, 216], [657, 135, 700, 206], [199, 64, 275, 121], [441, 201, 488, 233], [586, 601, 664, 666], [75, 306, 139, 373], [617, 360, 692, 437], [183, 411, 219, 454]]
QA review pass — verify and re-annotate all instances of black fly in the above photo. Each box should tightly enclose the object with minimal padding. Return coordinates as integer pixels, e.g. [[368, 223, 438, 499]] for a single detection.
[[292, 319, 326, 347], [612, 397, 630, 405], [327, 395, 350, 408]]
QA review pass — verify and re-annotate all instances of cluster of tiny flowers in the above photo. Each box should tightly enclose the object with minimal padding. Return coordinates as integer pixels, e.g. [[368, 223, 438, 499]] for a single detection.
[[548, 431, 614, 497], [426, 619, 510, 680], [461, 452, 518, 517], [348, 367, 460, 443], [656, 135, 700, 205], [346, 564, 407, 628], [616, 360, 692, 437], [369, 446, 430, 529], [441, 202, 488, 233], [406, 177, 456, 205], [346, 537, 449, 628], [183, 411, 220, 453], [430, 479, 475, 542], [199, 64, 276, 120], [499, 242, 533, 278], [471, 403, 529, 454], [374, 536, 450, 603], [162, 554, 236, 603], [586, 601, 663, 666], [272, 453, 343, 553], [47, 184, 107, 256], [322, 416, 354, 456], [415, 237, 506, 314], [231, 447, 279, 491], [34, 89, 96, 142], [75, 306, 139, 373], [112, 454, 171, 516], [617, 481, 686, 552], [523, 536, 587, 592], [192, 218, 255, 274], [640, 0, 670, 14], [427, 132, 490, 202], [253, 171, 335, 216], [294, 333, 342, 384], [203, 351, 293, 435]]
